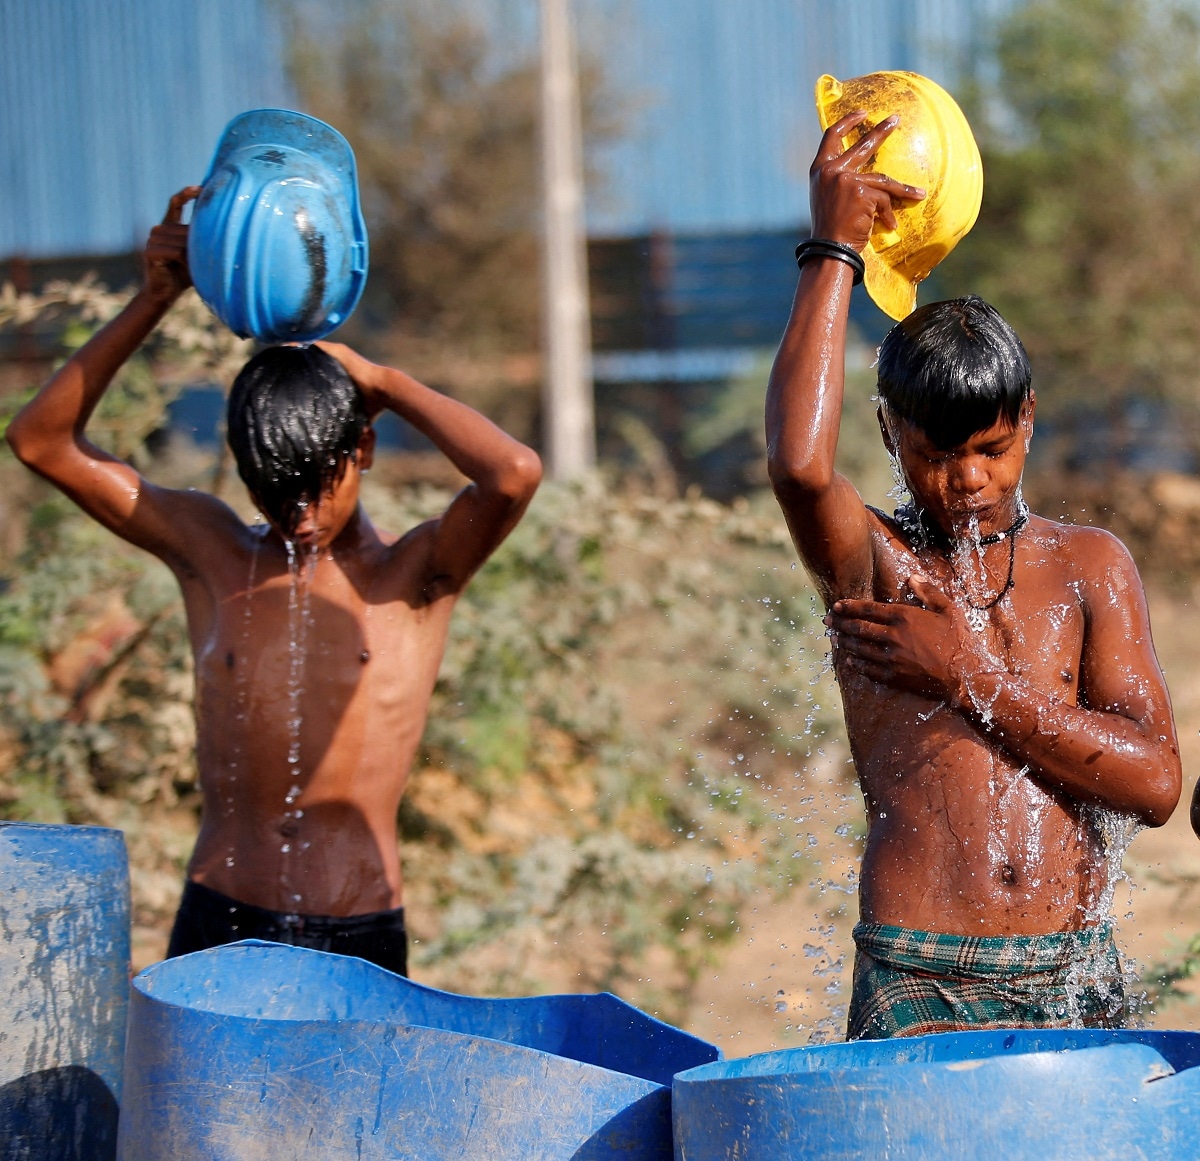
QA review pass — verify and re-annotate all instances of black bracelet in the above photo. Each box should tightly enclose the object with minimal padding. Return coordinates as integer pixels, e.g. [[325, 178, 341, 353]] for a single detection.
[[795, 238, 865, 285]]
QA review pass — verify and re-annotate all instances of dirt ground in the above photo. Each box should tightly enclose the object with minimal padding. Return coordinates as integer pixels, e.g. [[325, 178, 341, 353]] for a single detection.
[[681, 585, 1200, 1056]]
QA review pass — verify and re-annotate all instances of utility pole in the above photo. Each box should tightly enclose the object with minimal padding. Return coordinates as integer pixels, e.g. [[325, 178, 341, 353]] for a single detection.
[[539, 0, 595, 479]]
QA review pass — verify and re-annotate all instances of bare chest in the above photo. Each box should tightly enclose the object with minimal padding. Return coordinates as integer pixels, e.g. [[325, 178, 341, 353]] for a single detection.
[[193, 561, 449, 708], [873, 530, 1086, 694]]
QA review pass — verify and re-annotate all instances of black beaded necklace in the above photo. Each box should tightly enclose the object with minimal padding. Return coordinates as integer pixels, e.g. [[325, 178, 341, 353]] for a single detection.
[[956, 511, 1027, 614], [893, 502, 1028, 625]]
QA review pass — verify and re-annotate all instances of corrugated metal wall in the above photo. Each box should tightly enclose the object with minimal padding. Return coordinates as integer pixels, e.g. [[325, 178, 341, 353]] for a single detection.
[[0, 0, 288, 258], [0, 0, 1012, 258], [587, 0, 1016, 236]]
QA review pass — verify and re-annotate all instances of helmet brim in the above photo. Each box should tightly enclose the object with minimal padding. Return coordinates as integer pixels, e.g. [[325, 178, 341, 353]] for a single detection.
[[862, 249, 918, 322], [203, 108, 362, 216]]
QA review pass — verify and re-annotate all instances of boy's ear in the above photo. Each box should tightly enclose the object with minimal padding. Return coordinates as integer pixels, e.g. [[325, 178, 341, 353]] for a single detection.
[[357, 426, 377, 472], [1019, 391, 1036, 446], [877, 405, 897, 455]]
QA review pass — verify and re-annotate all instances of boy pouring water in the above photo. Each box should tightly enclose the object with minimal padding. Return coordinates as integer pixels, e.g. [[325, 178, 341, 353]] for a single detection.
[[7, 188, 541, 974], [767, 111, 1181, 1039]]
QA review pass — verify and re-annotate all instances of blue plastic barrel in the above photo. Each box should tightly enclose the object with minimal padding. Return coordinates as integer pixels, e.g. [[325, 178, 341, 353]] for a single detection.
[[0, 820, 130, 1160], [673, 1027, 1200, 1160], [118, 939, 719, 1159]]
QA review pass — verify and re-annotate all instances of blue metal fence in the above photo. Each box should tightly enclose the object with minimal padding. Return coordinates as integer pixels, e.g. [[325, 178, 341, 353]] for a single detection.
[[0, 0, 288, 259], [1, 0, 1012, 259]]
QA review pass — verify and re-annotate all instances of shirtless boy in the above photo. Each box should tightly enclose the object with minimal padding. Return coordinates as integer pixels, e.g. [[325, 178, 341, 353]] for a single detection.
[[767, 113, 1181, 1039], [6, 190, 542, 975]]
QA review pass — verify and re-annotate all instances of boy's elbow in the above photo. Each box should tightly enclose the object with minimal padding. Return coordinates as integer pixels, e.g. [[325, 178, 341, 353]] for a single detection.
[[5, 410, 43, 468], [498, 446, 542, 502], [6, 410, 82, 481], [1142, 798, 1174, 830], [1142, 763, 1183, 829]]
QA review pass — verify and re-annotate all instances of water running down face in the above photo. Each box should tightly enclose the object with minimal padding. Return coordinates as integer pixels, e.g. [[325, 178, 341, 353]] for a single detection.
[[882, 400, 1034, 544], [875, 295, 1034, 544], [270, 439, 373, 551]]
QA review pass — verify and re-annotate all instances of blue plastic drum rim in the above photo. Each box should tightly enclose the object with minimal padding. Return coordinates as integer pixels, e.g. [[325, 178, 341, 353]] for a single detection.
[[671, 1028, 1200, 1161], [189, 108, 369, 343], [118, 942, 718, 1160]]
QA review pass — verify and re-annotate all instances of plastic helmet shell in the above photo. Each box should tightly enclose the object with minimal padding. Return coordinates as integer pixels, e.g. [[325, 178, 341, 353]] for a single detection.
[[815, 72, 982, 321], [189, 108, 369, 343]]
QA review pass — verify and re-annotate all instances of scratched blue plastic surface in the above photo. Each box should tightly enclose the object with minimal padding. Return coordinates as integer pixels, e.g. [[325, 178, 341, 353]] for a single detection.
[[0, 821, 129, 1160], [118, 939, 719, 1159], [673, 1027, 1200, 1160]]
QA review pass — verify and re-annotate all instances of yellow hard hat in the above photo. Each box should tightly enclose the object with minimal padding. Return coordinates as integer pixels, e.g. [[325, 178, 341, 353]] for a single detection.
[[814, 72, 983, 321]]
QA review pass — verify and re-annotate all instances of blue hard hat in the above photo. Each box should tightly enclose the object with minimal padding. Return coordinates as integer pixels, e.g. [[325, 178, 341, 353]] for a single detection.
[[189, 108, 369, 343]]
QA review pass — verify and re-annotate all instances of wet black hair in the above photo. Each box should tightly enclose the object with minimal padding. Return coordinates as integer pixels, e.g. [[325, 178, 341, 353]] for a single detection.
[[876, 295, 1032, 450], [226, 345, 369, 533]]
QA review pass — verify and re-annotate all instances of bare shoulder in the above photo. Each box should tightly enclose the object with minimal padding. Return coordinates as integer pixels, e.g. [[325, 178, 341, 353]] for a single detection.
[[1026, 515, 1146, 607], [864, 502, 928, 561], [367, 516, 457, 604], [1027, 515, 1137, 569], [153, 484, 250, 539], [120, 481, 249, 573], [865, 505, 912, 543]]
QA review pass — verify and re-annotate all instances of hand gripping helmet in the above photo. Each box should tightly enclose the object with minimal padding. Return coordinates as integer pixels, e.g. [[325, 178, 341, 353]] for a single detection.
[[815, 72, 983, 321], [189, 108, 369, 343]]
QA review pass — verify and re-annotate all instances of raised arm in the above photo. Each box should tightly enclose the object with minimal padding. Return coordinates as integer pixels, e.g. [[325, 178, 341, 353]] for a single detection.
[[5, 188, 227, 569], [829, 535, 1182, 827], [766, 113, 925, 605], [317, 342, 542, 594]]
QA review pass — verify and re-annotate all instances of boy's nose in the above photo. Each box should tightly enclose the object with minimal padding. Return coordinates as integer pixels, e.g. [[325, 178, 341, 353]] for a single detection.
[[950, 458, 987, 493]]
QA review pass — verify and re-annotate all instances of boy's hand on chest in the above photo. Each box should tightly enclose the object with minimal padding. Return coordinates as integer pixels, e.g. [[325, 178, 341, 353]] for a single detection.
[[826, 573, 999, 705]]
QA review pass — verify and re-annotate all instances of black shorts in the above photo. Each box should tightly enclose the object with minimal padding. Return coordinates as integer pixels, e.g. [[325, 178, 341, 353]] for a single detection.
[[166, 879, 408, 977]]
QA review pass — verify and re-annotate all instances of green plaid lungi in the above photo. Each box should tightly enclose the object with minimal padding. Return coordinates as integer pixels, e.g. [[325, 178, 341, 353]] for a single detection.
[[847, 921, 1127, 1041]]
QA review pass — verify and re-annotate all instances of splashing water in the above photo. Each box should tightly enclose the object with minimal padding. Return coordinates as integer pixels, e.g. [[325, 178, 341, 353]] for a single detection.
[[1084, 808, 1143, 924], [886, 447, 911, 511], [1076, 805, 1145, 1024], [280, 539, 319, 914], [223, 536, 262, 870]]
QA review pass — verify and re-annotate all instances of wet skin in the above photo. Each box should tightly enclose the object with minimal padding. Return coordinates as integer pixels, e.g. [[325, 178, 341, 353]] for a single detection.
[[184, 490, 458, 915], [6, 190, 543, 917], [767, 114, 1181, 936]]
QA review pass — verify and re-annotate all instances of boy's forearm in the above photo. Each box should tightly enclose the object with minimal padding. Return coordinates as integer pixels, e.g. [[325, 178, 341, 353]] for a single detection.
[[7, 288, 175, 463], [765, 262, 854, 493], [956, 671, 1180, 826], [365, 364, 541, 496]]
